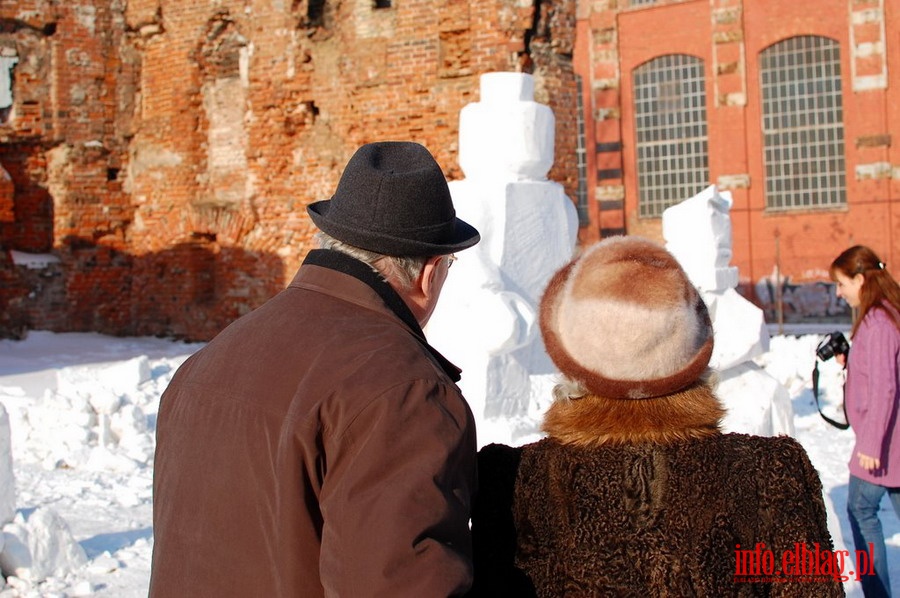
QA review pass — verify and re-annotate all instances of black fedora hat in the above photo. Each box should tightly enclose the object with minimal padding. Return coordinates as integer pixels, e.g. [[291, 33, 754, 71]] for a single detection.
[[307, 141, 480, 256]]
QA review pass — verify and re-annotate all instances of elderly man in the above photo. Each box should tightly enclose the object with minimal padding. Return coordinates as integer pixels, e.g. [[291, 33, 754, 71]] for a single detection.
[[150, 141, 481, 597]]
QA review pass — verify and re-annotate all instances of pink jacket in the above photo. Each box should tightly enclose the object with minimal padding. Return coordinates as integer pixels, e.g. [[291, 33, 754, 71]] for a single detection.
[[846, 302, 900, 486]]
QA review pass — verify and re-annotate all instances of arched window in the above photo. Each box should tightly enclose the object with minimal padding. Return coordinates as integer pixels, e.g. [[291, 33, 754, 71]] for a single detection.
[[760, 36, 846, 210], [633, 54, 709, 218]]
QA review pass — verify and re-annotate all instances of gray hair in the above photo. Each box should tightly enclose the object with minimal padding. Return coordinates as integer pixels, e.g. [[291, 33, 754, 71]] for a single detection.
[[551, 377, 589, 402], [314, 232, 429, 289]]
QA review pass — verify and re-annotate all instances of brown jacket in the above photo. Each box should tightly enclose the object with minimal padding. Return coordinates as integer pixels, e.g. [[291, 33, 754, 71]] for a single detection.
[[470, 383, 845, 597], [150, 250, 477, 597]]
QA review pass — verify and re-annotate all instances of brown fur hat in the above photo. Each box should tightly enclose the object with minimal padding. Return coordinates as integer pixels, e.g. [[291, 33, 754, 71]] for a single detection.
[[540, 236, 714, 400]]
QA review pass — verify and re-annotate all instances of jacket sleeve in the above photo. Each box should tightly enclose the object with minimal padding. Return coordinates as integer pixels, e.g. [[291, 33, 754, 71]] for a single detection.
[[467, 443, 536, 597], [759, 438, 845, 597], [318, 379, 476, 597], [852, 312, 900, 462]]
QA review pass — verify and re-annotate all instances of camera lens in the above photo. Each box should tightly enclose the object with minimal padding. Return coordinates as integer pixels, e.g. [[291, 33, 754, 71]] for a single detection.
[[816, 342, 834, 361], [816, 332, 847, 361]]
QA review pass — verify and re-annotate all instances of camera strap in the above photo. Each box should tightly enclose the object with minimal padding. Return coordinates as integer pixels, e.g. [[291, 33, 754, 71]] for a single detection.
[[811, 361, 850, 430]]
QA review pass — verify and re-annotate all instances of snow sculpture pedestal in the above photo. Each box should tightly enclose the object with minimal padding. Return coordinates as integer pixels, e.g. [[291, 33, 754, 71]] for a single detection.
[[428, 72, 578, 446], [663, 185, 794, 437]]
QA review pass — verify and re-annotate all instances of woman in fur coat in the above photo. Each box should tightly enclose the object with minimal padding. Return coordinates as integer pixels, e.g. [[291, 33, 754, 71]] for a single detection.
[[469, 236, 844, 597]]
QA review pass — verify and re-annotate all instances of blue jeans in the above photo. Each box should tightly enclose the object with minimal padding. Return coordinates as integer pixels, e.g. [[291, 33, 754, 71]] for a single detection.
[[848, 475, 900, 597]]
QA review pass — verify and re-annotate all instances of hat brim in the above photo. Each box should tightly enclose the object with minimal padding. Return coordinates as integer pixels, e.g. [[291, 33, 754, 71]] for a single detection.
[[308, 199, 481, 257]]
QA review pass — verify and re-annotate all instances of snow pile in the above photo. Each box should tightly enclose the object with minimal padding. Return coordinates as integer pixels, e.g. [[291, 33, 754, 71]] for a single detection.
[[0, 508, 87, 583], [3, 355, 164, 475], [8, 251, 59, 270], [0, 332, 201, 596], [0, 406, 14, 529]]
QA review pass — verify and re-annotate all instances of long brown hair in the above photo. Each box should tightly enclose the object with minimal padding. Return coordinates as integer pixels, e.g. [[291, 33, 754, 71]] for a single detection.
[[830, 245, 900, 336]]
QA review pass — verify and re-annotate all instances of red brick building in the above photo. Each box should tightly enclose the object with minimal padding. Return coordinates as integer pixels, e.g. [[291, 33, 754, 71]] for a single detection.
[[0, 0, 577, 339], [3, 0, 897, 340], [575, 0, 900, 323]]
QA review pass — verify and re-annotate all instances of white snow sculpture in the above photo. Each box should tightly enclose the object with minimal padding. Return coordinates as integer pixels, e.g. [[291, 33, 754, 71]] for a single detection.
[[663, 185, 795, 437], [428, 72, 579, 445]]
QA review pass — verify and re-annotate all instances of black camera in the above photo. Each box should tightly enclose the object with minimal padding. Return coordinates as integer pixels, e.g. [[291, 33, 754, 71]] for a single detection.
[[816, 331, 850, 361]]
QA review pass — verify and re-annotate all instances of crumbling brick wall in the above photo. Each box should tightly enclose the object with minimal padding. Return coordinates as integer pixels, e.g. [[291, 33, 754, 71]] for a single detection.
[[0, 0, 578, 341], [0, 1, 137, 336]]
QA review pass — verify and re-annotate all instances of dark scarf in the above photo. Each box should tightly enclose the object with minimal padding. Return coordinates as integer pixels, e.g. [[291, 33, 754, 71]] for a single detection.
[[303, 249, 461, 382]]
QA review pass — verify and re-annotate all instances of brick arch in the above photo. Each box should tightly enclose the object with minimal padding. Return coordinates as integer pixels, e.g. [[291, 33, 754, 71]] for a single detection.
[[632, 51, 706, 72], [758, 33, 840, 53]]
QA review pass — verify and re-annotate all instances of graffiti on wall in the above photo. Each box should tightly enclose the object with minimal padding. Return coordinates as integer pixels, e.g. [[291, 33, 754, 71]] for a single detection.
[[751, 276, 851, 324]]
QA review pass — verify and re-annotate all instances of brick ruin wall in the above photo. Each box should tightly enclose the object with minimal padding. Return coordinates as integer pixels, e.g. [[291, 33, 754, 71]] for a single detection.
[[0, 0, 578, 340]]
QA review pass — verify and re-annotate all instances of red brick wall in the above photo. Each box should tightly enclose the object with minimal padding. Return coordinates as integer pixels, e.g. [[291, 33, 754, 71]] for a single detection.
[[577, 0, 900, 323], [0, 0, 579, 340]]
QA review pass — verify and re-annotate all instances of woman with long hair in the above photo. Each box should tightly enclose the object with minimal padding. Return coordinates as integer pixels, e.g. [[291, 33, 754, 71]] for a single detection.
[[831, 244, 900, 598]]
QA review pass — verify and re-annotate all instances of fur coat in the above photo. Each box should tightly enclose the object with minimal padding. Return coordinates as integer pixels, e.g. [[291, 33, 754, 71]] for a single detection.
[[469, 383, 844, 597]]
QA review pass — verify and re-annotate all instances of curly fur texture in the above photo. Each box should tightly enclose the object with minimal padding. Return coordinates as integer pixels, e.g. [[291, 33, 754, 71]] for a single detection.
[[541, 380, 725, 447], [471, 435, 844, 597]]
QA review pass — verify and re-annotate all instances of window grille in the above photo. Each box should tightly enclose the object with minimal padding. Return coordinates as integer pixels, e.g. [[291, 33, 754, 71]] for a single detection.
[[630, 0, 656, 6], [760, 36, 846, 210], [633, 54, 709, 218], [575, 75, 589, 227]]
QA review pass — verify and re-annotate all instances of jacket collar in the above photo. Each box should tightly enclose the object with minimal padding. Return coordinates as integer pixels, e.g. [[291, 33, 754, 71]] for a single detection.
[[541, 381, 724, 447], [300, 249, 462, 382]]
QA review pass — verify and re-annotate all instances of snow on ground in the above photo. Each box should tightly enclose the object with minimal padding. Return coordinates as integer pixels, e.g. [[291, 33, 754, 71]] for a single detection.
[[0, 333, 204, 597], [0, 330, 896, 596]]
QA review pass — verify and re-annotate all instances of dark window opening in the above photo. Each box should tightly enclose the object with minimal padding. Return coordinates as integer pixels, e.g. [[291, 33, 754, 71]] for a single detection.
[[308, 0, 326, 25], [303, 101, 319, 117], [107, 168, 119, 181], [374, 0, 391, 8], [191, 232, 218, 243]]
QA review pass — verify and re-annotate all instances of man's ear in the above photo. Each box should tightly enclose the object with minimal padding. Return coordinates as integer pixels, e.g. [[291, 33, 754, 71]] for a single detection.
[[417, 256, 443, 299], [400, 255, 446, 328]]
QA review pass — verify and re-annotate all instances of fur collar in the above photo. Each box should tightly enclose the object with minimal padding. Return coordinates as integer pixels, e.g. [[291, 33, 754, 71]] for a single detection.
[[541, 381, 725, 447]]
